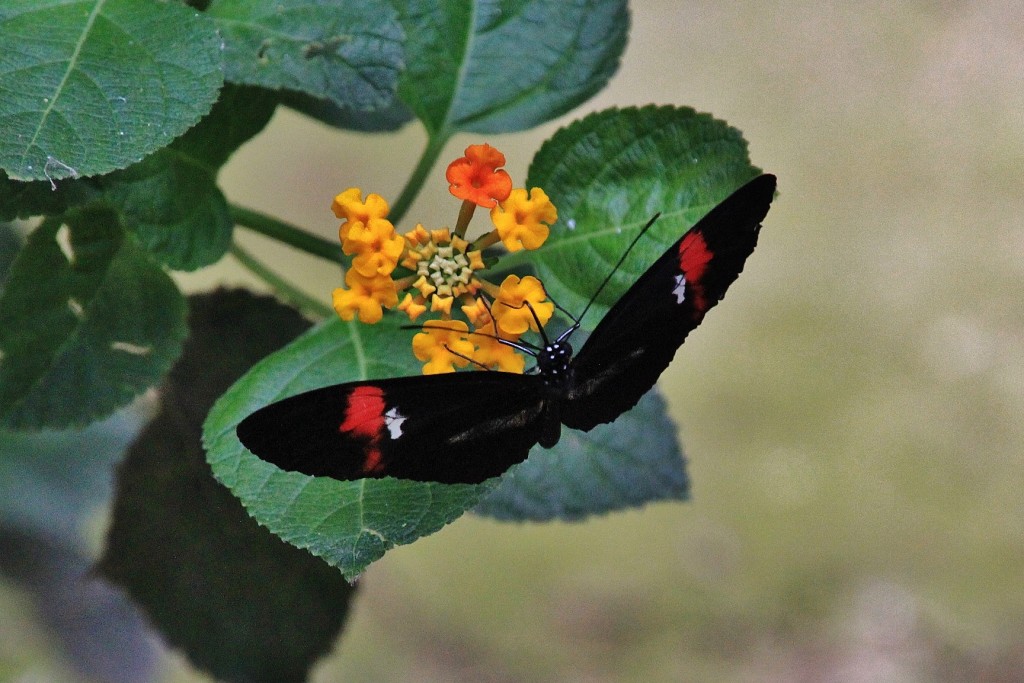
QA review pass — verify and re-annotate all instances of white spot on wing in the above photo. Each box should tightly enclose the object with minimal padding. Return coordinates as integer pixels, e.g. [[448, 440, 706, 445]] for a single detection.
[[672, 274, 687, 304], [384, 407, 406, 439]]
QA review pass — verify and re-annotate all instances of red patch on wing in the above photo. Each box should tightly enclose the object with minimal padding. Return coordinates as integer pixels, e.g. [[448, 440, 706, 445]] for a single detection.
[[678, 230, 713, 315], [339, 385, 389, 474], [362, 446, 385, 474], [340, 386, 386, 437]]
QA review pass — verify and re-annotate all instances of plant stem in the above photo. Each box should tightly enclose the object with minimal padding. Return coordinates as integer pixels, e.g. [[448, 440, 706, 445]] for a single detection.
[[229, 243, 333, 318], [230, 204, 342, 263], [389, 132, 451, 225]]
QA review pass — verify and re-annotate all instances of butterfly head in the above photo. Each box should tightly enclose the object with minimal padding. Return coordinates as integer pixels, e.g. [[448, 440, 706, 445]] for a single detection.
[[536, 340, 574, 389]]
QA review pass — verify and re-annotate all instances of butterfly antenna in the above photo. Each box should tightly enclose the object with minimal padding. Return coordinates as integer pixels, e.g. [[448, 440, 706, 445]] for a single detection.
[[478, 295, 542, 354], [442, 344, 491, 370], [573, 213, 661, 326], [478, 292, 553, 350], [402, 293, 544, 365], [540, 286, 581, 326], [521, 300, 552, 346]]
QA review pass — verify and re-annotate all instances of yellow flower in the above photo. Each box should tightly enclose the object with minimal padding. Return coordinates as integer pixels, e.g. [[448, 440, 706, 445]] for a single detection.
[[332, 269, 398, 324], [472, 331, 526, 373], [430, 293, 454, 315], [327, 144, 561, 374], [460, 297, 492, 328], [398, 293, 427, 321], [402, 228, 481, 319], [412, 321, 475, 374], [345, 218, 405, 276], [491, 274, 554, 336], [331, 188, 390, 222], [490, 187, 557, 252], [465, 302, 527, 374], [332, 188, 390, 242]]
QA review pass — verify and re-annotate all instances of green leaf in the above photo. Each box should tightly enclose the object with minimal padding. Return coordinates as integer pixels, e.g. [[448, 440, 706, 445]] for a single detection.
[[101, 85, 278, 270], [2, 86, 276, 271], [100, 291, 356, 683], [0, 222, 22, 283], [0, 169, 98, 221], [204, 314, 493, 580], [280, 90, 413, 132], [167, 84, 279, 170], [0, 0, 223, 181], [474, 389, 688, 521], [397, 0, 627, 136], [0, 210, 187, 429], [209, 0, 403, 111], [523, 105, 764, 324], [100, 155, 232, 272]]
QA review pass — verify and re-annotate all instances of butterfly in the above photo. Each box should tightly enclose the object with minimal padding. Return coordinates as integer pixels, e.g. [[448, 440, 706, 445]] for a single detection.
[[237, 174, 776, 484]]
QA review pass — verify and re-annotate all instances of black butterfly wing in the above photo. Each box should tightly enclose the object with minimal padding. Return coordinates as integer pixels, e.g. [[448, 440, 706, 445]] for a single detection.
[[237, 371, 550, 484], [561, 174, 776, 431]]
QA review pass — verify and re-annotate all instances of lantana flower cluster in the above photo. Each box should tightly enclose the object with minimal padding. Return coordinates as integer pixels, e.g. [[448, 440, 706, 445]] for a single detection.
[[330, 144, 558, 374]]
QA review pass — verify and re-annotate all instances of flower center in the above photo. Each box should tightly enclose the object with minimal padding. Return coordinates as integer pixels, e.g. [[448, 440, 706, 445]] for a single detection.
[[423, 245, 473, 296]]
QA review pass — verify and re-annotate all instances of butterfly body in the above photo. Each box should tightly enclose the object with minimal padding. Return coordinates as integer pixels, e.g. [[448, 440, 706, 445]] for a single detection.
[[237, 174, 777, 484]]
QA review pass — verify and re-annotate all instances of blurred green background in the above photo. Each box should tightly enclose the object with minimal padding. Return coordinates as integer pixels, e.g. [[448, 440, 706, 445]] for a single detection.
[[4, 1, 1023, 681]]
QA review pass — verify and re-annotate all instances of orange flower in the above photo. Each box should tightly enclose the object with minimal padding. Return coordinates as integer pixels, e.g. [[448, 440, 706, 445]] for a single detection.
[[446, 143, 512, 208]]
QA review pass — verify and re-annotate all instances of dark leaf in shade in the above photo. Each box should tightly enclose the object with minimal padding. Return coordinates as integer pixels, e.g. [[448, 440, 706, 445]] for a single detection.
[[98, 290, 357, 683]]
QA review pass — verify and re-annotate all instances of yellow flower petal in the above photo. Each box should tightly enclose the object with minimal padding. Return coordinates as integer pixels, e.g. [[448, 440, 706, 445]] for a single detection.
[[472, 333, 526, 374], [411, 321, 474, 374], [333, 188, 391, 244], [413, 274, 436, 298], [430, 294, 454, 315], [332, 188, 389, 222], [461, 297, 492, 328], [398, 293, 428, 321], [492, 274, 554, 336], [331, 270, 398, 324], [404, 224, 430, 247], [467, 249, 485, 271], [490, 187, 556, 252]]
